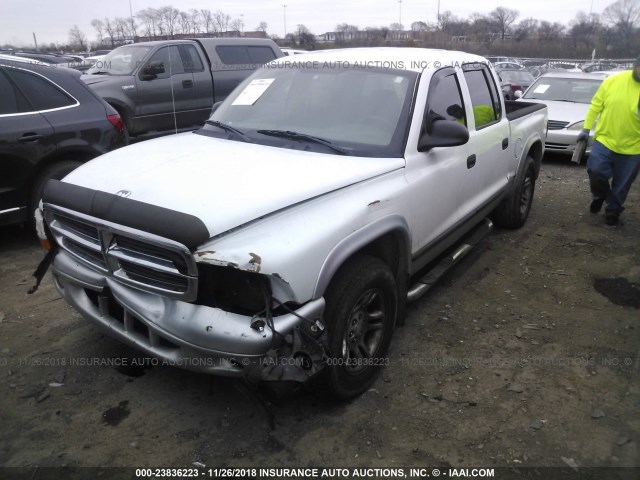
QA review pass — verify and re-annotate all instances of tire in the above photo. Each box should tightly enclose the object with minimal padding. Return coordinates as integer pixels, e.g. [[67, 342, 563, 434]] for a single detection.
[[493, 156, 536, 229], [321, 254, 397, 400], [29, 160, 83, 229]]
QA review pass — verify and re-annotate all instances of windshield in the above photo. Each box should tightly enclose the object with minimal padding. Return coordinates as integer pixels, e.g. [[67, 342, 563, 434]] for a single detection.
[[523, 77, 603, 104], [199, 62, 418, 157], [86, 45, 152, 75]]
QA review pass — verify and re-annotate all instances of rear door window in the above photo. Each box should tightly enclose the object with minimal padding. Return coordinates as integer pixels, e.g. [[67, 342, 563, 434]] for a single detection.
[[4, 68, 76, 111], [462, 65, 502, 129], [179, 45, 204, 72]]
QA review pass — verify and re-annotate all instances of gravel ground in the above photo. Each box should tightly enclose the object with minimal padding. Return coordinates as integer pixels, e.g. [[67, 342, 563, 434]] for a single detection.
[[0, 154, 638, 476]]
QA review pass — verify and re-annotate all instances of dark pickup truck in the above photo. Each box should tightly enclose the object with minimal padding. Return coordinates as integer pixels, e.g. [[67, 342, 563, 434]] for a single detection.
[[82, 38, 283, 137]]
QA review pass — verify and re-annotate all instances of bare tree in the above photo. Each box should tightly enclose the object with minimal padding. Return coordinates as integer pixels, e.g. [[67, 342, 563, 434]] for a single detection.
[[570, 12, 601, 50], [489, 7, 519, 40], [297, 24, 315, 48], [137, 8, 159, 39], [103, 17, 117, 47], [160, 6, 181, 37], [213, 10, 231, 33], [200, 9, 215, 33], [513, 18, 538, 42], [257, 21, 268, 33], [538, 20, 565, 43], [115, 17, 130, 42], [468, 13, 495, 45], [179, 11, 192, 34], [602, 0, 640, 51], [68, 25, 87, 50], [91, 19, 105, 46], [230, 18, 244, 33], [336, 23, 359, 32], [189, 9, 201, 34], [437, 11, 455, 31], [411, 21, 429, 32]]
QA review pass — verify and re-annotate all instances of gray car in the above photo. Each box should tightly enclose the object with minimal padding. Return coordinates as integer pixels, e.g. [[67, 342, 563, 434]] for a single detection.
[[517, 71, 613, 156]]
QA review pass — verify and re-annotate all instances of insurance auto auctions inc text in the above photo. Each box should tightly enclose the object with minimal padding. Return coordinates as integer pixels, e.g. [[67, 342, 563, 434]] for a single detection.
[[239, 467, 495, 478]]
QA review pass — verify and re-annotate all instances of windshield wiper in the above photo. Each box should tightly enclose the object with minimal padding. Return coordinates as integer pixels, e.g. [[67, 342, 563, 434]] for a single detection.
[[205, 120, 251, 142], [256, 129, 348, 155], [89, 70, 110, 75]]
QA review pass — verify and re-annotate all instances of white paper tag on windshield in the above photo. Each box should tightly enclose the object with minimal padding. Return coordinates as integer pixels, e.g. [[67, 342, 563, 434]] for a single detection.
[[533, 84, 550, 94], [232, 79, 275, 105]]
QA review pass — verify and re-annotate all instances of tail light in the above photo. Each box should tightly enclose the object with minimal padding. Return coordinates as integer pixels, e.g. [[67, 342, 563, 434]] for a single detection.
[[107, 114, 125, 133], [510, 85, 522, 91]]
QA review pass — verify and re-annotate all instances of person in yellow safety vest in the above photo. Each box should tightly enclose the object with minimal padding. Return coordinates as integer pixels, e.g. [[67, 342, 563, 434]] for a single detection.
[[447, 104, 495, 128], [579, 55, 640, 226]]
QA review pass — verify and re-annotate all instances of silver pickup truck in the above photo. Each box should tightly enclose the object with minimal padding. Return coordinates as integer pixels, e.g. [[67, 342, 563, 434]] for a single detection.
[[81, 38, 283, 137], [38, 48, 547, 399]]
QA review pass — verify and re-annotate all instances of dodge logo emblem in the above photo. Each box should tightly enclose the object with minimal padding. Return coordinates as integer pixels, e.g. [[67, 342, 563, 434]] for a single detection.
[[116, 190, 132, 198]]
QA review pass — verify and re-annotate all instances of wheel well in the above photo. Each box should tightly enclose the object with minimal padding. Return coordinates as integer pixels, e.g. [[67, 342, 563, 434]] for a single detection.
[[358, 231, 407, 282], [526, 140, 543, 179]]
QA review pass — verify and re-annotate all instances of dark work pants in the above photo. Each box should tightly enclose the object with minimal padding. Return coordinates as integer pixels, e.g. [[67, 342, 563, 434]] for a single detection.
[[587, 141, 640, 215]]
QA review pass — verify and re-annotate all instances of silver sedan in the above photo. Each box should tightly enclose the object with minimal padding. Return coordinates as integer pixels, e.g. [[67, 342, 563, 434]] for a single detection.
[[517, 71, 613, 156]]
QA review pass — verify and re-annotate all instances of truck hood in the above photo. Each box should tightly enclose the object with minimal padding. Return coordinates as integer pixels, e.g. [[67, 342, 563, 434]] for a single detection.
[[81, 74, 132, 87], [62, 132, 405, 239], [519, 98, 589, 125]]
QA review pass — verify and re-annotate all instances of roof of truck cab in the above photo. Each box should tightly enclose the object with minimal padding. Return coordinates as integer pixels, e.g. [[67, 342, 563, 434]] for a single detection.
[[269, 47, 489, 73]]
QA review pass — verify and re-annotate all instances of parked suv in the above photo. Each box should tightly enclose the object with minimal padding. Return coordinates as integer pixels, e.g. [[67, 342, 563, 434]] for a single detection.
[[0, 60, 127, 227]]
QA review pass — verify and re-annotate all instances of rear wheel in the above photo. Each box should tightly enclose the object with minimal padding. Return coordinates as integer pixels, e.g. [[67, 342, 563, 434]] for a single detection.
[[321, 254, 397, 400], [493, 156, 536, 229], [30, 160, 83, 228]]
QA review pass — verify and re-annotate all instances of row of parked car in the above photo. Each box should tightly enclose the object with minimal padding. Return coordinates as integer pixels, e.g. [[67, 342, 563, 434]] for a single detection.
[[0, 45, 628, 230], [490, 58, 624, 158], [0, 38, 283, 228]]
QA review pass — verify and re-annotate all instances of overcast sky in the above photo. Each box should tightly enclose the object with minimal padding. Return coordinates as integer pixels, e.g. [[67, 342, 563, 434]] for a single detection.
[[1, 0, 610, 47]]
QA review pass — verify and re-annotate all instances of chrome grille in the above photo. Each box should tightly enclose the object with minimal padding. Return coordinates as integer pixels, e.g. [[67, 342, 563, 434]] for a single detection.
[[45, 207, 198, 301], [547, 120, 570, 130]]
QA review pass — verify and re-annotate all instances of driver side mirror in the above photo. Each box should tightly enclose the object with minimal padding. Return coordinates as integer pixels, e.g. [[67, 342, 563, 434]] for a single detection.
[[418, 119, 469, 152], [141, 61, 165, 80], [514, 90, 523, 99]]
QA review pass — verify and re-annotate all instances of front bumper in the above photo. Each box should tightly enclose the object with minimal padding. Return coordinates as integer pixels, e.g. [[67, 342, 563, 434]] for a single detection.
[[51, 250, 325, 377], [545, 130, 592, 156]]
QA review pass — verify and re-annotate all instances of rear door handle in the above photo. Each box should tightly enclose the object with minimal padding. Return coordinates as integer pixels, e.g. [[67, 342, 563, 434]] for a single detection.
[[467, 154, 476, 169], [182, 80, 193, 88], [502, 138, 509, 150], [18, 133, 44, 143]]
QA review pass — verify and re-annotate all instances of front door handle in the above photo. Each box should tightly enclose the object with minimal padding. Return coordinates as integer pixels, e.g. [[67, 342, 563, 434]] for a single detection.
[[18, 133, 44, 143], [467, 154, 476, 169], [502, 138, 509, 150], [182, 80, 193, 88]]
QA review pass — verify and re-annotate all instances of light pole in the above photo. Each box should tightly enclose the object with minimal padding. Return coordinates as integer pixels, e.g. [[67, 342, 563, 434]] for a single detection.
[[398, 0, 402, 28], [240, 13, 244, 35], [283, 5, 287, 38], [129, 0, 135, 40]]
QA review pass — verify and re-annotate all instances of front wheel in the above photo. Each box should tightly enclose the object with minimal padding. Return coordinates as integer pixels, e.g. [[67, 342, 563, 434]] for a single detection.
[[492, 156, 536, 229], [321, 254, 397, 400]]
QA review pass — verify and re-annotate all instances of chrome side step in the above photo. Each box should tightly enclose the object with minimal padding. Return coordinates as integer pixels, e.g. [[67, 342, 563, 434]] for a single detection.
[[407, 218, 493, 303]]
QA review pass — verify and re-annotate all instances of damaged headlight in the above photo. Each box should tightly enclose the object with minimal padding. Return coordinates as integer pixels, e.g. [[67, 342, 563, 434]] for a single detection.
[[196, 263, 269, 315]]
